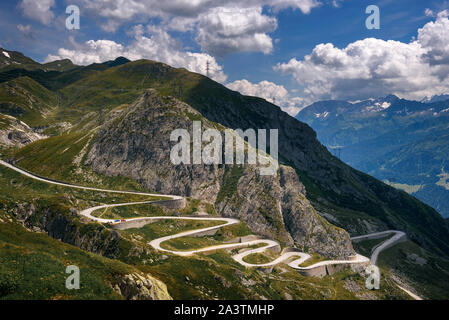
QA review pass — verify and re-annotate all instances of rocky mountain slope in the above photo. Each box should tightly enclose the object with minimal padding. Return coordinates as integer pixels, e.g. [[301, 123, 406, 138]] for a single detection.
[[85, 89, 353, 258], [297, 95, 449, 218], [1, 49, 449, 298], [0, 157, 407, 300], [2, 55, 449, 256]]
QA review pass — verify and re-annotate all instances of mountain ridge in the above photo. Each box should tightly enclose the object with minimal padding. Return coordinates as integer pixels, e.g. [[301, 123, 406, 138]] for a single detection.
[[1, 54, 449, 257], [297, 95, 449, 218], [2, 50, 449, 299]]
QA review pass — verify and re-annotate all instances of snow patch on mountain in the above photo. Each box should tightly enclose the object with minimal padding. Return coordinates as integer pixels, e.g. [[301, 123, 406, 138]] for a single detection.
[[364, 102, 391, 112], [422, 94, 449, 103], [2, 51, 10, 58]]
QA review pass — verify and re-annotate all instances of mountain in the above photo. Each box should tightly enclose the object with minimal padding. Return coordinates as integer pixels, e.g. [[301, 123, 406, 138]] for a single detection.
[[2, 49, 449, 299], [0, 76, 58, 126], [422, 94, 449, 103], [42, 59, 78, 72], [0, 47, 80, 73], [101, 56, 131, 68], [297, 95, 449, 218], [8, 58, 448, 256], [0, 48, 42, 71]]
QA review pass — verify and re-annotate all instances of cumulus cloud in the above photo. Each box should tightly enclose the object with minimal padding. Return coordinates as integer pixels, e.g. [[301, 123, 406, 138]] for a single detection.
[[196, 7, 277, 56], [45, 25, 227, 83], [71, 0, 321, 55], [74, 0, 320, 20], [419, 11, 449, 66], [19, 0, 55, 25], [275, 11, 449, 102], [268, 0, 320, 13], [226, 79, 306, 116]]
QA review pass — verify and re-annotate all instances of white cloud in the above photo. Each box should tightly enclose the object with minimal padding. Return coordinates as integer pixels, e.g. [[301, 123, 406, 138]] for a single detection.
[[226, 79, 305, 115], [19, 0, 55, 25], [71, 0, 322, 55], [74, 0, 320, 21], [45, 40, 125, 65], [45, 24, 227, 83], [419, 11, 449, 67], [268, 0, 320, 13], [275, 11, 449, 102], [195, 7, 277, 56]]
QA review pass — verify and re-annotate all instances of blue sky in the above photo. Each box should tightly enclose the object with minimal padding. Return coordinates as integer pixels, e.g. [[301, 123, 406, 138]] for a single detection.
[[1, 0, 449, 115]]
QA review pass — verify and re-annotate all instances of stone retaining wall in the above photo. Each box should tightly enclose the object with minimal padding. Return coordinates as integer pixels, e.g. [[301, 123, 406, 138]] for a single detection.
[[297, 261, 370, 278], [152, 198, 186, 210]]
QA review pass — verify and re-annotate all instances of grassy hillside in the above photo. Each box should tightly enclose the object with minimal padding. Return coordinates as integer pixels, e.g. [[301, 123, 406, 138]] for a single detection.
[[0, 48, 42, 72], [0, 218, 127, 300], [0, 163, 172, 300], [378, 240, 449, 299], [1, 56, 448, 299], [11, 130, 155, 192], [42, 59, 78, 72], [0, 161, 410, 300], [3, 58, 449, 258], [0, 76, 58, 127]]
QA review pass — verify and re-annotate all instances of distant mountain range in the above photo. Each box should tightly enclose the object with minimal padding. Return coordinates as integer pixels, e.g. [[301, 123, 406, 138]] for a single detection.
[[297, 95, 449, 218], [422, 94, 449, 104]]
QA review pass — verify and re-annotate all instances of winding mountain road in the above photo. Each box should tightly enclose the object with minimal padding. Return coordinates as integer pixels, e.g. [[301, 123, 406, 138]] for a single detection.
[[351, 230, 406, 265], [0, 159, 407, 274]]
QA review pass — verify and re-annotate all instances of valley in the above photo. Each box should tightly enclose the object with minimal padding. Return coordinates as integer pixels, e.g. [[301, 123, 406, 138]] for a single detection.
[[0, 159, 414, 299], [1, 50, 449, 300], [297, 95, 449, 218]]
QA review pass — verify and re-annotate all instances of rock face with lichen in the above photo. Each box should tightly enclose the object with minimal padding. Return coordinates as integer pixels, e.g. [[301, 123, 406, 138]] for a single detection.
[[114, 273, 172, 300], [85, 89, 354, 258], [12, 201, 124, 259], [0, 114, 46, 147]]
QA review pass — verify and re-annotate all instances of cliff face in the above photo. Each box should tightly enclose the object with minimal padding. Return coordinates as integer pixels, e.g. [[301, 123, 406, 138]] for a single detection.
[[181, 79, 449, 257], [0, 114, 46, 147], [3, 57, 448, 258], [279, 166, 352, 257], [13, 201, 124, 259], [9, 201, 172, 300], [84, 89, 354, 258]]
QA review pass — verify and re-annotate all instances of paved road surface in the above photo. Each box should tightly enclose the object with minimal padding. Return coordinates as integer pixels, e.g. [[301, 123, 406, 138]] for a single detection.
[[351, 230, 406, 265]]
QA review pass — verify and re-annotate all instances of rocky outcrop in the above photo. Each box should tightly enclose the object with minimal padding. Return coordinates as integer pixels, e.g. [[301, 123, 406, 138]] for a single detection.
[[12, 201, 123, 259], [279, 166, 353, 257], [85, 89, 354, 258], [8, 201, 172, 300], [0, 115, 46, 147], [185, 84, 449, 257], [113, 273, 172, 300]]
